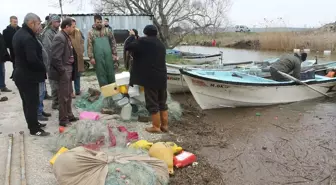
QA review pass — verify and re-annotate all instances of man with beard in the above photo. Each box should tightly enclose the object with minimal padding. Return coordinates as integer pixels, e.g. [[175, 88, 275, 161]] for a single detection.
[[104, 18, 112, 31], [87, 15, 118, 87], [49, 17, 79, 127], [12, 13, 49, 136], [3, 15, 20, 85], [42, 15, 60, 107]]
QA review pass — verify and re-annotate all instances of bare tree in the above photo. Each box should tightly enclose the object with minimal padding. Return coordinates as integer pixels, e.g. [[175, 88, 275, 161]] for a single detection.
[[49, 0, 92, 19], [98, 0, 231, 48]]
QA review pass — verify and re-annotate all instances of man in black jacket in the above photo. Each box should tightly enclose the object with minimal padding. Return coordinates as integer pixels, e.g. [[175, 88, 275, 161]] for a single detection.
[[0, 32, 11, 97], [125, 25, 168, 133], [12, 13, 50, 136], [3, 15, 20, 81]]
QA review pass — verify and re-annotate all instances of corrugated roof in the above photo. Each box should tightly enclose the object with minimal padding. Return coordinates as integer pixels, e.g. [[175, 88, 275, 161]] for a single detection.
[[49, 13, 154, 17]]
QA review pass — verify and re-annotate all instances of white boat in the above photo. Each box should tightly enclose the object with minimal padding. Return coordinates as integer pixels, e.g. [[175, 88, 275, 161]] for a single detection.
[[167, 60, 336, 94], [180, 69, 336, 110], [166, 61, 265, 93], [182, 53, 222, 64]]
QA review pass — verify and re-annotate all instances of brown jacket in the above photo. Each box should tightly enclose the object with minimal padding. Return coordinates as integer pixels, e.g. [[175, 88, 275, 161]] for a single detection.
[[69, 28, 84, 72], [49, 30, 77, 81]]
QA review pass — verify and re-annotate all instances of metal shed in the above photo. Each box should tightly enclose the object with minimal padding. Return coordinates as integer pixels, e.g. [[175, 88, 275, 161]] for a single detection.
[[51, 13, 154, 58]]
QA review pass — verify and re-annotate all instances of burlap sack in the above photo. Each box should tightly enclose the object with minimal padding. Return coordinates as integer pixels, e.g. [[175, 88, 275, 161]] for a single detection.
[[53, 147, 169, 185]]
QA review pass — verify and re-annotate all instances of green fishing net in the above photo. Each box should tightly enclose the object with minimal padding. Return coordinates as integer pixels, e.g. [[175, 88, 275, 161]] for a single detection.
[[75, 91, 182, 122], [51, 120, 170, 185], [104, 148, 169, 185]]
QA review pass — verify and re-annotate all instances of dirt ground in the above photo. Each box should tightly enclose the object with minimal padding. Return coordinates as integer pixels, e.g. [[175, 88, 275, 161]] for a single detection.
[[2, 61, 336, 185], [168, 94, 336, 185]]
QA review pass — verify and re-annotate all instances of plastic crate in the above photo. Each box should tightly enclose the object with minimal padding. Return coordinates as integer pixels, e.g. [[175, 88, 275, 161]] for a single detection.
[[300, 69, 315, 80]]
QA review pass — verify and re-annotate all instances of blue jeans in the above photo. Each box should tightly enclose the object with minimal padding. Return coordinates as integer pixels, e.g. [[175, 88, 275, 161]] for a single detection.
[[0, 63, 6, 89], [74, 72, 81, 94], [38, 82, 46, 116]]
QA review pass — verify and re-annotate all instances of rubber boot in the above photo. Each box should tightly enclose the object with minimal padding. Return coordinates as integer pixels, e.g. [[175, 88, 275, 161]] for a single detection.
[[160, 110, 169, 132], [145, 112, 162, 133]]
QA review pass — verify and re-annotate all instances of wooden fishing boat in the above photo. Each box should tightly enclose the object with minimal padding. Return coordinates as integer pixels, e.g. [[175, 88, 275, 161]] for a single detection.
[[166, 60, 268, 93], [180, 68, 336, 110], [166, 49, 222, 64], [167, 60, 336, 94]]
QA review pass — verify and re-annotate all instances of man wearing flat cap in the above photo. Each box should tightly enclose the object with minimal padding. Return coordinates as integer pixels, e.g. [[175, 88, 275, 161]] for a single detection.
[[42, 14, 60, 108], [125, 24, 169, 133]]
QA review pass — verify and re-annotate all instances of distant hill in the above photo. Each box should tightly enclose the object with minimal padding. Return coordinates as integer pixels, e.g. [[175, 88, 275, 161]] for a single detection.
[[319, 22, 336, 32]]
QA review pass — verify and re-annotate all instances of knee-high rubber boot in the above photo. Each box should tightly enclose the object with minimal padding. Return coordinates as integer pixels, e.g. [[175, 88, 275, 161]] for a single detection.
[[145, 112, 162, 133], [160, 110, 168, 132]]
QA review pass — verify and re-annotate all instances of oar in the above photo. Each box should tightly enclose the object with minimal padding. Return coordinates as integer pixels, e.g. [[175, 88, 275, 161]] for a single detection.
[[277, 70, 332, 98]]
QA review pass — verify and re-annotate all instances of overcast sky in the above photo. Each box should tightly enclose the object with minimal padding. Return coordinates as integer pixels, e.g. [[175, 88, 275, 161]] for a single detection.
[[0, 0, 335, 30]]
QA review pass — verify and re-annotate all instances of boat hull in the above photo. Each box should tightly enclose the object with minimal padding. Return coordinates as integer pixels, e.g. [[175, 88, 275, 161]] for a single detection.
[[167, 72, 190, 93], [183, 56, 221, 64], [181, 73, 336, 110]]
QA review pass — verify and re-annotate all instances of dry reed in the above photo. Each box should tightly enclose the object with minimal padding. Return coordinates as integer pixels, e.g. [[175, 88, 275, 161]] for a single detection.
[[182, 31, 336, 52]]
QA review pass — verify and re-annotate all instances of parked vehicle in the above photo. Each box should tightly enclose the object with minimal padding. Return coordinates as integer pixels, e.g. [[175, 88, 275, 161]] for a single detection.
[[235, 25, 250, 32]]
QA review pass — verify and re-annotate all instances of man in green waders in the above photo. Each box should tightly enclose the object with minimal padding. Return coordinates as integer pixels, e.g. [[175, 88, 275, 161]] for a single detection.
[[87, 15, 118, 87]]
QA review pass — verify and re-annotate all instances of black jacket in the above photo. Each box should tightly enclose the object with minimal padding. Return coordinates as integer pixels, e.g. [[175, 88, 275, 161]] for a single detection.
[[3, 25, 20, 62], [125, 36, 167, 89], [12, 24, 46, 83], [0, 33, 10, 63]]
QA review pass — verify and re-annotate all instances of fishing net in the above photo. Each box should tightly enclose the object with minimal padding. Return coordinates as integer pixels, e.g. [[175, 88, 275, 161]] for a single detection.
[[75, 90, 182, 122], [51, 119, 132, 152], [104, 147, 169, 185], [51, 120, 169, 185], [53, 146, 170, 185]]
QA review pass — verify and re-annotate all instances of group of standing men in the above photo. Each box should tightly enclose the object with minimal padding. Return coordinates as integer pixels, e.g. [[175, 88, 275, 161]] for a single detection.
[[7, 13, 83, 136], [0, 12, 169, 137]]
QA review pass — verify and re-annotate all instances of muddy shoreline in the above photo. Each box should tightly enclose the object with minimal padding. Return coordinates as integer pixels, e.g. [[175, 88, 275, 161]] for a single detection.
[[167, 93, 336, 185]]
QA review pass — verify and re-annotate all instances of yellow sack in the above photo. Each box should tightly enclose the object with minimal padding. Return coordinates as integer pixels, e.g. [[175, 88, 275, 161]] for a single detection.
[[149, 142, 174, 175], [50, 147, 68, 165], [129, 140, 153, 150], [53, 147, 169, 185]]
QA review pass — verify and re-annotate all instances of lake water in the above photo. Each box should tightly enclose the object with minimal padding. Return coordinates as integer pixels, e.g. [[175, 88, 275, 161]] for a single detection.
[[175, 45, 336, 63]]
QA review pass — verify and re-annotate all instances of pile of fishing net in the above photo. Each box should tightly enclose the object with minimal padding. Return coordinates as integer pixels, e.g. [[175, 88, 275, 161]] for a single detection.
[[53, 146, 169, 185], [51, 120, 169, 185], [75, 89, 182, 122]]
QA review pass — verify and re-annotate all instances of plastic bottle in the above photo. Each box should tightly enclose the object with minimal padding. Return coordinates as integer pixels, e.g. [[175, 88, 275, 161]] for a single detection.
[[117, 97, 129, 107], [112, 93, 123, 101], [120, 103, 132, 121]]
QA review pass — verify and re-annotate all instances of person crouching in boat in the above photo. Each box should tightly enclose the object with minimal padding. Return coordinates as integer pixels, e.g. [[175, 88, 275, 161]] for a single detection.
[[270, 52, 307, 81], [125, 25, 168, 133]]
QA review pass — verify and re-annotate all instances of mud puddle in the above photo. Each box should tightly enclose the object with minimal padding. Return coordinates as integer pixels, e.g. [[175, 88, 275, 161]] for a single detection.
[[167, 94, 336, 185]]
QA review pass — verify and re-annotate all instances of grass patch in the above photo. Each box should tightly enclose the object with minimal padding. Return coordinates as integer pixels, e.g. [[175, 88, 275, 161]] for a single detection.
[[166, 54, 192, 64]]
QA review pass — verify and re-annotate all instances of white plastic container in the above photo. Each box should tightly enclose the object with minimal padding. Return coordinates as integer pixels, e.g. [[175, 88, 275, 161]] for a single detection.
[[130, 97, 141, 105], [128, 85, 140, 97], [120, 103, 132, 121], [324, 50, 332, 55], [293, 49, 300, 53], [115, 72, 130, 86], [303, 49, 310, 53], [117, 97, 129, 107], [112, 93, 123, 101]]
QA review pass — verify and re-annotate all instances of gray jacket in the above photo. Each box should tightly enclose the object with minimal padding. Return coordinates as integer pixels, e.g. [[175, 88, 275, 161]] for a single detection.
[[271, 54, 302, 79], [42, 27, 58, 71], [37, 39, 48, 68]]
